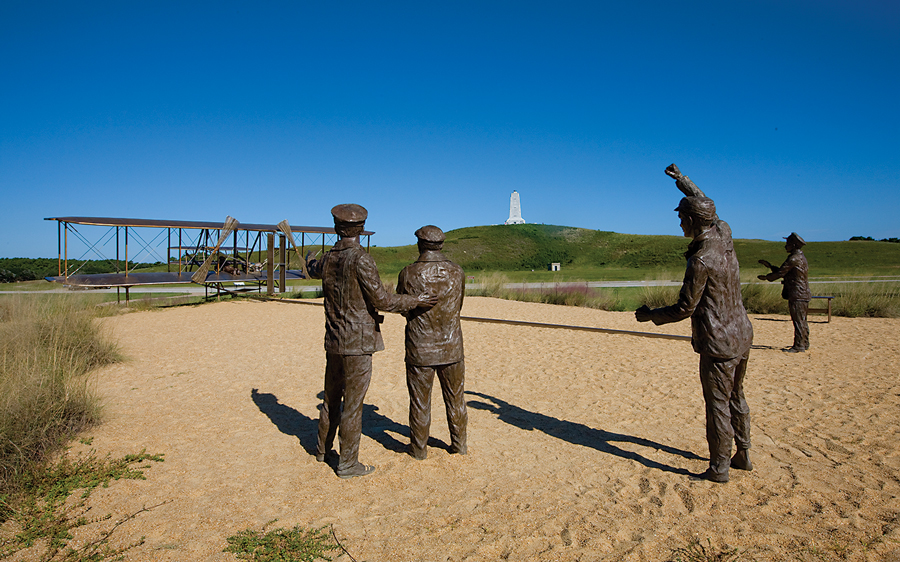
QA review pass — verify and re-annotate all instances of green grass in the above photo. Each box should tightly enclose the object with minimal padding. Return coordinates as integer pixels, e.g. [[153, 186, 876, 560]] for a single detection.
[[0, 449, 164, 560], [367, 225, 900, 279], [15, 224, 900, 317], [224, 522, 341, 561]]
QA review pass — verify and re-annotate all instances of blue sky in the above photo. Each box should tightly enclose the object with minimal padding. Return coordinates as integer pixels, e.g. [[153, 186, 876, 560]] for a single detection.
[[1, 0, 898, 259]]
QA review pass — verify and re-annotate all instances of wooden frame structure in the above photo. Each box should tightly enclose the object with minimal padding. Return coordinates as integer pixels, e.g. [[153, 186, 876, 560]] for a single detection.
[[44, 216, 373, 301]]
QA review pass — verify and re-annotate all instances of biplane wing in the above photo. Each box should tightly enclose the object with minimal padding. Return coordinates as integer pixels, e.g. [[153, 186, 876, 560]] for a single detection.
[[43, 216, 375, 299]]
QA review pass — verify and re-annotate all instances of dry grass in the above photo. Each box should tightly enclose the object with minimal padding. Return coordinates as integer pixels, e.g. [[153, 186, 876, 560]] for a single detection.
[[0, 295, 120, 500]]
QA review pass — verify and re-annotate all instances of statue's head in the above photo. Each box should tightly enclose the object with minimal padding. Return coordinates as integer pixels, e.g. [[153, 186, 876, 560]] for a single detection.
[[675, 197, 716, 238], [784, 232, 806, 251], [331, 204, 367, 238], [415, 225, 445, 252]]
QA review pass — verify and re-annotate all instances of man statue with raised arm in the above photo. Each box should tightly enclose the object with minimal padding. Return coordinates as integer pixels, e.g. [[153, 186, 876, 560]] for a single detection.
[[635, 165, 754, 483]]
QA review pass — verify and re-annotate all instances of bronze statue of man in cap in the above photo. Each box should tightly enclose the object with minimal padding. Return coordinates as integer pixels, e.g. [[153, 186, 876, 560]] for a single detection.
[[758, 232, 810, 352], [397, 225, 467, 460], [306, 204, 437, 478], [635, 165, 754, 483]]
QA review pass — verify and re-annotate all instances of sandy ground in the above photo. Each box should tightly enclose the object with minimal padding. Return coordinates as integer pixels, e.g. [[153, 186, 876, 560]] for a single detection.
[[26, 297, 900, 560]]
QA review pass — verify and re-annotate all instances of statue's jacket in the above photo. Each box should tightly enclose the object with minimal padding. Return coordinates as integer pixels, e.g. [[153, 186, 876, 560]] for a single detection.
[[766, 250, 810, 302], [397, 250, 465, 366], [648, 226, 753, 360], [308, 238, 420, 355]]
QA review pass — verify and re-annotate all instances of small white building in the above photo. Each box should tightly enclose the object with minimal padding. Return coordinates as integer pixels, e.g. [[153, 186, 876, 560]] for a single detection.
[[550, 263, 561, 272]]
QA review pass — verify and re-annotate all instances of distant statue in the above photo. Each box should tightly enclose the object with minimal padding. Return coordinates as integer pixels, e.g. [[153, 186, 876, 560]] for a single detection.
[[306, 204, 437, 479], [635, 165, 754, 483], [397, 225, 468, 459], [758, 232, 810, 352]]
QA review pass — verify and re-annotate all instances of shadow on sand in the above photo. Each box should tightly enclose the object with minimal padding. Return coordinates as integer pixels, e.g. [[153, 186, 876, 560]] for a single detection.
[[250, 388, 319, 457], [466, 391, 700, 476], [251, 389, 447, 458]]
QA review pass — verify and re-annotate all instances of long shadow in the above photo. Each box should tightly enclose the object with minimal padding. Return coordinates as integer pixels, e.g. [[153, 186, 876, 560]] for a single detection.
[[466, 391, 700, 476], [362, 404, 449, 453], [250, 389, 319, 457]]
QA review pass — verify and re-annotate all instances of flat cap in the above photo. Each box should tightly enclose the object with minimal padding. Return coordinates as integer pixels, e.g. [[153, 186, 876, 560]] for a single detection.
[[331, 203, 367, 224], [784, 232, 806, 247], [415, 225, 445, 243], [674, 196, 716, 222]]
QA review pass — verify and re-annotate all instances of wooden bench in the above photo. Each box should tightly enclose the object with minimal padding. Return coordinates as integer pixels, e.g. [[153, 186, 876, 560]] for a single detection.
[[810, 296, 835, 322]]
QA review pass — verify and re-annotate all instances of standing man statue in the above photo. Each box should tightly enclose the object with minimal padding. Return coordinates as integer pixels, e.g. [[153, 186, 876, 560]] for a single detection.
[[397, 225, 468, 460], [758, 232, 810, 352], [635, 165, 754, 483], [306, 204, 437, 479]]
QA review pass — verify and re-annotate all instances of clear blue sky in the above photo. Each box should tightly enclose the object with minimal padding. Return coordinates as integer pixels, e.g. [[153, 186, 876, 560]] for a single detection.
[[2, 0, 898, 259]]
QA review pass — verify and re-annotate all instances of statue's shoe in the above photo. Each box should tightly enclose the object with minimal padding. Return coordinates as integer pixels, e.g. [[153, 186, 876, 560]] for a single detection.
[[693, 468, 729, 483], [337, 463, 376, 479]]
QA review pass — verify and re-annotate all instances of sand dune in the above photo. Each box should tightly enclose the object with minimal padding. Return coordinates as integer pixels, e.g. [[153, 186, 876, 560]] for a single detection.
[[52, 297, 900, 561]]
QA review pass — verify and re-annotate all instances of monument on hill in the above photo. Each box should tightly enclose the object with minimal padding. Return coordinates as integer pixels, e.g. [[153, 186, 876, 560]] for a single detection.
[[505, 190, 525, 225]]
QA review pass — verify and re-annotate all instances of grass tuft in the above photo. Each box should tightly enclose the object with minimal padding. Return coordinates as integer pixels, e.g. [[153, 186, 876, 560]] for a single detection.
[[667, 538, 740, 562], [638, 284, 681, 310], [0, 449, 164, 560], [224, 521, 341, 562]]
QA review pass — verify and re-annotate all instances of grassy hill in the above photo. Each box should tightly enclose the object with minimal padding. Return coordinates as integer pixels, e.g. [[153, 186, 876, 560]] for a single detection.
[[369, 224, 900, 280], [8, 224, 897, 283]]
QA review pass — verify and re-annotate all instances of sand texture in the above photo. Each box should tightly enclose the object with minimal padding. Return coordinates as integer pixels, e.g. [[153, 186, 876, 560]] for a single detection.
[[33, 298, 900, 560]]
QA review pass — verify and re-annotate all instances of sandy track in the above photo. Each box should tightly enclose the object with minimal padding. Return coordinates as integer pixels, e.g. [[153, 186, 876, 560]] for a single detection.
[[42, 297, 900, 561]]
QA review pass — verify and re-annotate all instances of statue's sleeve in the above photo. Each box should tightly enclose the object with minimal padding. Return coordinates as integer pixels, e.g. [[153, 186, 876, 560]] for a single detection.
[[357, 253, 420, 313], [765, 255, 796, 282], [647, 257, 708, 326], [306, 257, 324, 280], [396, 266, 411, 295], [675, 175, 707, 198]]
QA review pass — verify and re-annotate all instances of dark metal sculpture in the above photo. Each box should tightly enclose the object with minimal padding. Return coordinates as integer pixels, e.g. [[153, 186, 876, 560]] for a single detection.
[[758, 232, 810, 352], [635, 165, 754, 483], [397, 225, 468, 459], [306, 204, 436, 479]]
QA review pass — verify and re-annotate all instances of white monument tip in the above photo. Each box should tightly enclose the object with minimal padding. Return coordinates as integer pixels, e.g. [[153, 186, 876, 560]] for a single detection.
[[505, 190, 525, 225]]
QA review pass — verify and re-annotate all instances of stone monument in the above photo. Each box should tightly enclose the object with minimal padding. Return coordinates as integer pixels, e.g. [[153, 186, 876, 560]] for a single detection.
[[505, 190, 525, 225]]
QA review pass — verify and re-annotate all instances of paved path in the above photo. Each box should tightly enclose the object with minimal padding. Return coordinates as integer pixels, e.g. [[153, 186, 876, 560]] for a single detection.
[[3, 276, 899, 296]]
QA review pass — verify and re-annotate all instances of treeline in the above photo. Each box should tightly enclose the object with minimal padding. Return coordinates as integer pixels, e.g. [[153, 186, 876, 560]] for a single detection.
[[849, 236, 900, 243], [0, 258, 162, 283]]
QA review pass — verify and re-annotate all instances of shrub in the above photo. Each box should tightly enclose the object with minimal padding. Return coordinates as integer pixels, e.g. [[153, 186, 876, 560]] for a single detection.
[[825, 282, 900, 318], [638, 284, 680, 309], [741, 282, 788, 315], [466, 274, 626, 311], [0, 295, 120, 499]]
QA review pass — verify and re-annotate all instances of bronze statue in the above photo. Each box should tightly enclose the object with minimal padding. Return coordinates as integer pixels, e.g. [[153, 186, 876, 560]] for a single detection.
[[306, 204, 437, 478], [397, 226, 467, 459], [758, 232, 810, 352], [635, 165, 754, 483]]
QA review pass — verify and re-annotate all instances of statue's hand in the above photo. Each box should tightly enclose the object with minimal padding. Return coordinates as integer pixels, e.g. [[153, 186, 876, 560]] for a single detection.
[[665, 163, 682, 180], [757, 274, 768, 281], [416, 293, 439, 308], [758, 259, 772, 269], [635, 304, 653, 323]]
